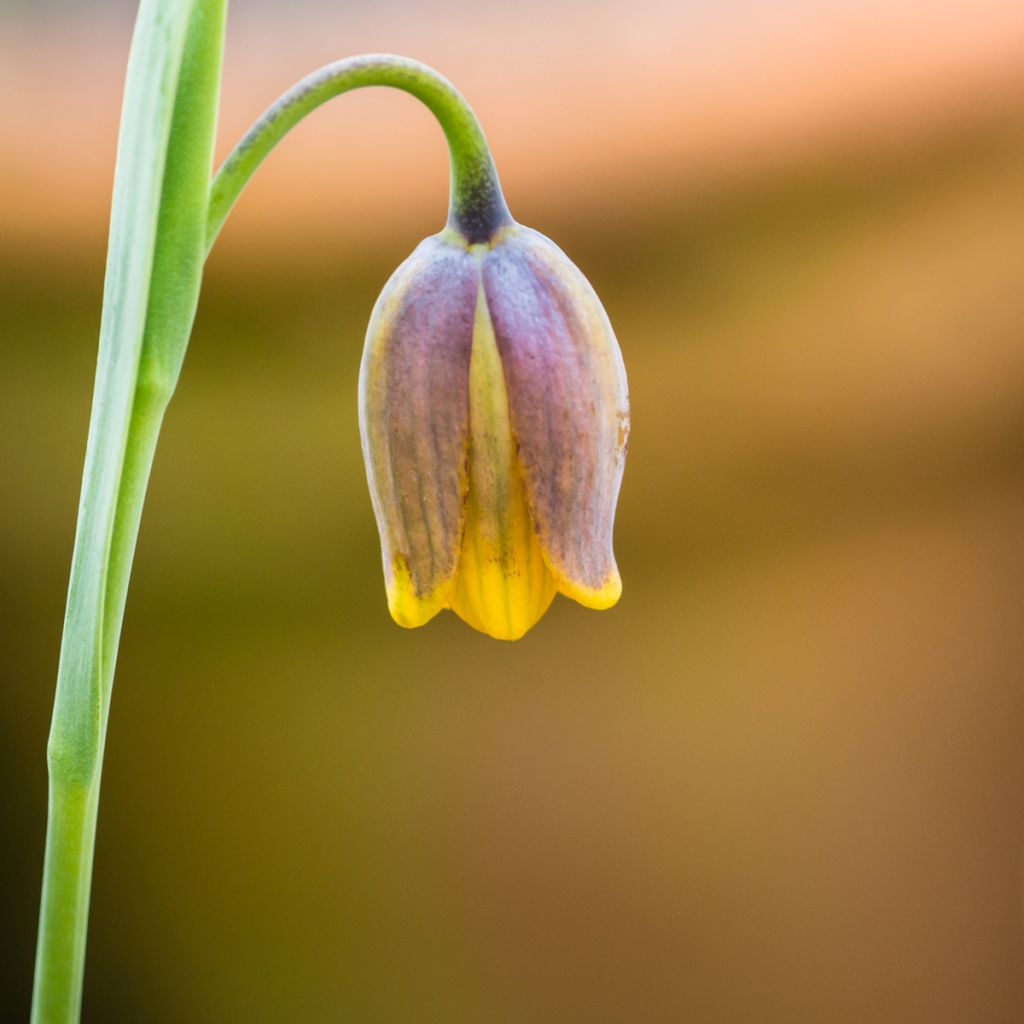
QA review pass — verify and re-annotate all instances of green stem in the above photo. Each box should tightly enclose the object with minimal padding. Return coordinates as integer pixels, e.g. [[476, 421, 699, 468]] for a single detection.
[[31, 0, 225, 1019], [31, 784, 100, 1024], [31, 393, 167, 1024], [206, 53, 512, 250]]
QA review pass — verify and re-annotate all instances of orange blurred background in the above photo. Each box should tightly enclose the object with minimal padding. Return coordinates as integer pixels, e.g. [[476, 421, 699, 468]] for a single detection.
[[2, 1, 1024, 1020]]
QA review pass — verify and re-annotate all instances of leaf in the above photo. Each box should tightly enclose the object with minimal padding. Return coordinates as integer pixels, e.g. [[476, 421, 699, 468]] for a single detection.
[[48, 0, 203, 781]]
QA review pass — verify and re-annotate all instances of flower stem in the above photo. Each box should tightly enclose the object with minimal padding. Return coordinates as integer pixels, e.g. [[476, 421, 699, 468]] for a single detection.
[[30, 0, 225, 1019], [31, 785, 99, 1024], [206, 53, 512, 249], [31, 389, 167, 1024]]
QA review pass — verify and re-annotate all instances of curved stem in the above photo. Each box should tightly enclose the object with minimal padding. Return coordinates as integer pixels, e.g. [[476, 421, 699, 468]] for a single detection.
[[206, 53, 512, 250]]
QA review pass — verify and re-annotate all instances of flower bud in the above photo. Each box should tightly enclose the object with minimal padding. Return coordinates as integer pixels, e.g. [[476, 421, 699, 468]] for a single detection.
[[359, 223, 628, 640]]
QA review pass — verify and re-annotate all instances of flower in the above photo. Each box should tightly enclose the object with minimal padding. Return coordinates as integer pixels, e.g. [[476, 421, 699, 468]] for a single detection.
[[358, 222, 629, 640]]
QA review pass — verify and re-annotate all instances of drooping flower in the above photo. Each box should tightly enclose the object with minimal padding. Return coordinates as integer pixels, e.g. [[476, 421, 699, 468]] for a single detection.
[[359, 222, 628, 640]]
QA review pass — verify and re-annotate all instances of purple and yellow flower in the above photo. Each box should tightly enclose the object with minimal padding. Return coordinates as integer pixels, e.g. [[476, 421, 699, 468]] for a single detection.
[[359, 222, 628, 640]]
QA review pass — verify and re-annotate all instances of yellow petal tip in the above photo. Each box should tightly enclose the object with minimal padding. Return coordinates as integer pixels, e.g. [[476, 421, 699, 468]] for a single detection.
[[386, 556, 450, 629], [555, 569, 622, 611]]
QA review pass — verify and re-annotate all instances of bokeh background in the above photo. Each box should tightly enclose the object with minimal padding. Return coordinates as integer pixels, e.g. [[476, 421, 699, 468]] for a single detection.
[[3, 0, 1024, 1020]]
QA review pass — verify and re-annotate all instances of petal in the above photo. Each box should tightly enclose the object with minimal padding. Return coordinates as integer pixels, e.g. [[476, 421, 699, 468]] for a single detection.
[[482, 227, 629, 608], [450, 275, 557, 640], [358, 234, 478, 627]]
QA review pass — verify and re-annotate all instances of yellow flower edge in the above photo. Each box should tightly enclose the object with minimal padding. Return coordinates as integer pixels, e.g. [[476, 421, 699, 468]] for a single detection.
[[386, 554, 452, 629], [548, 564, 622, 611]]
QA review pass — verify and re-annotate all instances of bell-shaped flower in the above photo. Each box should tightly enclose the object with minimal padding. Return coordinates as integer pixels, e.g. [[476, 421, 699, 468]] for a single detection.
[[359, 220, 629, 640]]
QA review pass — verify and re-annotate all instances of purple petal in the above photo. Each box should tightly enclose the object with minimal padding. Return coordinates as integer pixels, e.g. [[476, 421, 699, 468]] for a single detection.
[[359, 235, 479, 603], [482, 227, 628, 601]]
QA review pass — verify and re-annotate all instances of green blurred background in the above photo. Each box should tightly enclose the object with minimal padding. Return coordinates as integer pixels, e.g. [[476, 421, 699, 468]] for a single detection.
[[3, 1, 1024, 1020]]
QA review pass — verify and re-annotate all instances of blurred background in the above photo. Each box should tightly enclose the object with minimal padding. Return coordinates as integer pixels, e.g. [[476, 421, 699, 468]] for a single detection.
[[2, 0, 1024, 1020]]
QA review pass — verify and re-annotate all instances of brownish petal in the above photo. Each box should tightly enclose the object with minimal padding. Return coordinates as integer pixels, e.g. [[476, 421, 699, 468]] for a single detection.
[[358, 234, 479, 625], [481, 226, 629, 606]]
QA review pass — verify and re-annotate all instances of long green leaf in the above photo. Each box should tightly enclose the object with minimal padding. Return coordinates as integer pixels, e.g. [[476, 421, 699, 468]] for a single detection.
[[48, 0, 194, 782]]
